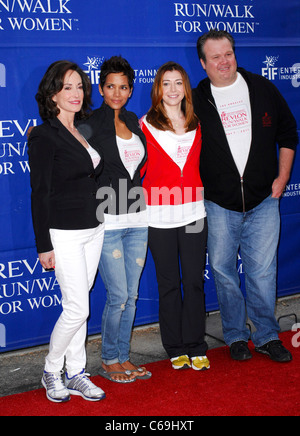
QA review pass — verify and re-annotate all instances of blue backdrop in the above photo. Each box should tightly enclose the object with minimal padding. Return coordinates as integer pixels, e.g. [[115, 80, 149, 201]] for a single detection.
[[1, 0, 299, 351]]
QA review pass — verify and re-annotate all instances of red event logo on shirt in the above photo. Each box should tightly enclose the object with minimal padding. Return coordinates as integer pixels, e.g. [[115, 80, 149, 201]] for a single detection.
[[177, 145, 190, 160], [221, 109, 249, 130], [124, 149, 142, 163]]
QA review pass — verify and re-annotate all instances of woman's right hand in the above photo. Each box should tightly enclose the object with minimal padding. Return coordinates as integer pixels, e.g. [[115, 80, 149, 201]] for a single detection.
[[39, 251, 56, 270]]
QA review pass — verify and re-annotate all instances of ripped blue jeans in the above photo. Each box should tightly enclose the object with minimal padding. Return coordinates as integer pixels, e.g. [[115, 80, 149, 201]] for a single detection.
[[99, 227, 148, 365]]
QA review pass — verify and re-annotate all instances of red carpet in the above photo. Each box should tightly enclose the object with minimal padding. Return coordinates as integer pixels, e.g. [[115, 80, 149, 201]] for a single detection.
[[0, 331, 299, 417]]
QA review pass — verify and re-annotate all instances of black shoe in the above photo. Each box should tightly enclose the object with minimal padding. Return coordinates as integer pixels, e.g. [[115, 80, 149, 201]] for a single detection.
[[230, 341, 252, 361], [255, 340, 293, 363]]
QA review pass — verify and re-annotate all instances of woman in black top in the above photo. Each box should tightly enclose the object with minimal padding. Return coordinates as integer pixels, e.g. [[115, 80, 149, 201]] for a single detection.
[[28, 61, 105, 403], [79, 56, 151, 383]]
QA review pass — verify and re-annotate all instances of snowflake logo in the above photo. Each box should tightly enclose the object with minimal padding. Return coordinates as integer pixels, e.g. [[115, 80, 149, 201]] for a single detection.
[[263, 56, 279, 69], [83, 56, 104, 73]]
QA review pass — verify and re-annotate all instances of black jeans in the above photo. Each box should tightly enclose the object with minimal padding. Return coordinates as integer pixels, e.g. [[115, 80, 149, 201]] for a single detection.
[[149, 218, 208, 359]]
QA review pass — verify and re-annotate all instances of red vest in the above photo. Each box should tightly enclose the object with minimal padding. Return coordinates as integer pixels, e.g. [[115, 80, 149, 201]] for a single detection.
[[141, 122, 204, 206]]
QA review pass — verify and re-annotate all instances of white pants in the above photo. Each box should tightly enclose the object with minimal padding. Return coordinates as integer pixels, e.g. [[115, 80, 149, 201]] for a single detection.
[[45, 223, 104, 376]]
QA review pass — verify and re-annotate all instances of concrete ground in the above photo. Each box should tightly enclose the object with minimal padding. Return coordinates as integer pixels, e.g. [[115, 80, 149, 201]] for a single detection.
[[0, 294, 299, 398]]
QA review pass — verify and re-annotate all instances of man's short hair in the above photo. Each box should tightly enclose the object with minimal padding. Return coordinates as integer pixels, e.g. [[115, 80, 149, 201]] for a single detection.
[[197, 29, 236, 62]]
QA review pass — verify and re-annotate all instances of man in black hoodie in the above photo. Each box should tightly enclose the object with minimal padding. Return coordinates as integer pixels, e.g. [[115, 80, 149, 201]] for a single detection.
[[193, 30, 298, 363]]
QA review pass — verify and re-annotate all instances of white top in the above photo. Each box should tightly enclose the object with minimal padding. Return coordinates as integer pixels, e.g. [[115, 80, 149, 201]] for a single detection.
[[211, 72, 252, 176], [104, 210, 148, 230], [143, 119, 206, 229], [147, 200, 206, 229], [147, 127, 196, 171], [116, 133, 145, 179], [86, 144, 101, 169], [104, 133, 147, 230]]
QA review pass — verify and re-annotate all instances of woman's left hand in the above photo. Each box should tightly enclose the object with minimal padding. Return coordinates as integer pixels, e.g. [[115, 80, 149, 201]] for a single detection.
[[39, 251, 56, 270]]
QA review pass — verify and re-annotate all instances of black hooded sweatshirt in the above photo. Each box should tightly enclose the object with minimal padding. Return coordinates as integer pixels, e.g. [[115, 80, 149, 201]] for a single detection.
[[193, 67, 298, 212]]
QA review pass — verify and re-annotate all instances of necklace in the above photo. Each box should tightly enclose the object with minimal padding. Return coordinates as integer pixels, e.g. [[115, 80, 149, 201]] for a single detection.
[[58, 116, 77, 133], [66, 125, 77, 133], [169, 114, 185, 128]]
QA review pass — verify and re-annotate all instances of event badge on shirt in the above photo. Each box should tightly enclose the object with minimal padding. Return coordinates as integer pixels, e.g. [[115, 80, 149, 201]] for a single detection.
[[175, 139, 192, 170], [117, 134, 144, 179]]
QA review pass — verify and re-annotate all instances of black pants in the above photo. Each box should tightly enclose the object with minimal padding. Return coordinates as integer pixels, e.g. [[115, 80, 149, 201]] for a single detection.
[[149, 219, 208, 359]]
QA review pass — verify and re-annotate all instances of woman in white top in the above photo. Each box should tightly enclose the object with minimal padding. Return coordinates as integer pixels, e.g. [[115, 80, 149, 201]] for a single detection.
[[140, 62, 209, 371], [80, 56, 151, 383]]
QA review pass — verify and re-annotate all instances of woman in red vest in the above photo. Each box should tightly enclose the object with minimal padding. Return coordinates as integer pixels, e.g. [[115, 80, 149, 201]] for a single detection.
[[140, 62, 210, 372]]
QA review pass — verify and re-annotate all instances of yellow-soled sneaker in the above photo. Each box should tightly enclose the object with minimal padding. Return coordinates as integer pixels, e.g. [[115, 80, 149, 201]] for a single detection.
[[171, 355, 191, 370], [191, 356, 210, 371]]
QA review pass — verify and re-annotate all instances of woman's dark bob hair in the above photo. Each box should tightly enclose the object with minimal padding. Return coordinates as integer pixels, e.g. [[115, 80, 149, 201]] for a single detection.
[[35, 60, 92, 121], [100, 56, 135, 90]]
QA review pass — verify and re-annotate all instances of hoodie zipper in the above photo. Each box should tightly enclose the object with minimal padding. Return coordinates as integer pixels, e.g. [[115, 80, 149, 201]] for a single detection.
[[150, 140, 184, 203], [240, 176, 246, 213], [208, 99, 217, 111]]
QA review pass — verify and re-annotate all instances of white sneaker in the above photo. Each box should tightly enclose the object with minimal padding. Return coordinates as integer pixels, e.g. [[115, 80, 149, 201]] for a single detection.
[[65, 370, 105, 402], [42, 371, 70, 403]]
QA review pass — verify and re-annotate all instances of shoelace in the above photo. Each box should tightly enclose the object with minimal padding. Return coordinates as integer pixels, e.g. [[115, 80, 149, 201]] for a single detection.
[[45, 371, 65, 390], [69, 372, 95, 393]]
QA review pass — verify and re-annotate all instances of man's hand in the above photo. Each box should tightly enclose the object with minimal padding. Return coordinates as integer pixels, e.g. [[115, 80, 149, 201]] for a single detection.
[[272, 148, 295, 198], [272, 176, 289, 198]]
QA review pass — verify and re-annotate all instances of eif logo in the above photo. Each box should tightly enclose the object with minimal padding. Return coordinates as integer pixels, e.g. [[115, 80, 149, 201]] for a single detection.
[[83, 56, 104, 85], [0, 63, 6, 87], [0, 323, 6, 348], [261, 56, 279, 81]]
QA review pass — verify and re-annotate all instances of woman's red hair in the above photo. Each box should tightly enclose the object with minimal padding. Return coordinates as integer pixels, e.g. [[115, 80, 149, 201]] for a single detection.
[[146, 62, 199, 133]]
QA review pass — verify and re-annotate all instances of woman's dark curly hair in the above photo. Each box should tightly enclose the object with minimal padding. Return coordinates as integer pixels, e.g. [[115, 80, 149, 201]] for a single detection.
[[35, 60, 92, 121], [100, 56, 135, 90]]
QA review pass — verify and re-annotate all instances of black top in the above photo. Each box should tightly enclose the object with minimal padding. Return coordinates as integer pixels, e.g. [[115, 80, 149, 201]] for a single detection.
[[78, 102, 147, 218], [28, 117, 104, 253]]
